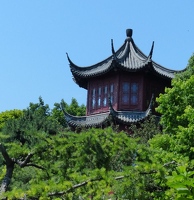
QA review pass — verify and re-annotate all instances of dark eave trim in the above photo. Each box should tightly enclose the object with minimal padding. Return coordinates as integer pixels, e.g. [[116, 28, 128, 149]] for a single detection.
[[64, 110, 110, 128], [64, 96, 154, 129], [109, 96, 153, 125]]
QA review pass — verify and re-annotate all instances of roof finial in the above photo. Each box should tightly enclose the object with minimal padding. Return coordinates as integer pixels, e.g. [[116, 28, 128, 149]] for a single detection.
[[126, 29, 133, 38]]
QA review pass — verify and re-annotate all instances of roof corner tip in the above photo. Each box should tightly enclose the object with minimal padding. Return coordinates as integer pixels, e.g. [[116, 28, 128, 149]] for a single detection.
[[60, 102, 66, 114], [148, 94, 154, 110], [111, 39, 116, 55], [66, 52, 70, 61], [149, 41, 155, 59], [108, 96, 116, 115], [66, 52, 74, 66]]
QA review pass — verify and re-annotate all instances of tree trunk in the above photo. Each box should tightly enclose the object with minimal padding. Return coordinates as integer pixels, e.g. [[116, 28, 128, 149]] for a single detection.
[[0, 162, 15, 194], [0, 143, 15, 196]]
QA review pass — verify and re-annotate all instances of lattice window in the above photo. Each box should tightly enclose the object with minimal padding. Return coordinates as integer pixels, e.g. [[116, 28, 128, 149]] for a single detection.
[[122, 82, 130, 104], [122, 82, 139, 105], [110, 83, 114, 104], [103, 85, 108, 107], [92, 88, 96, 109], [131, 83, 138, 105], [98, 87, 101, 107]]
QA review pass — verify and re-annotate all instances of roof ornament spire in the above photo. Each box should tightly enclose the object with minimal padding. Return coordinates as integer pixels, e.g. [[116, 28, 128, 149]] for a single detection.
[[125, 29, 133, 42], [148, 41, 155, 59], [126, 29, 133, 38]]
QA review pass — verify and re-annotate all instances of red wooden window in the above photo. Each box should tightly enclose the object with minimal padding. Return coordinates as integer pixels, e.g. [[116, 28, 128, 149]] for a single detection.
[[121, 82, 139, 105], [90, 83, 115, 110], [122, 82, 130, 104], [131, 83, 138, 105]]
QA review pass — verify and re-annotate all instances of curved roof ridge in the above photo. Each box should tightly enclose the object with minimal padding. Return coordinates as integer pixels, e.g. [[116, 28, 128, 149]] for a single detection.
[[67, 52, 113, 71], [130, 38, 149, 60], [127, 40, 183, 77], [130, 41, 148, 61], [113, 39, 150, 70], [115, 40, 130, 59], [152, 59, 185, 73], [64, 110, 110, 128], [150, 60, 184, 79], [109, 96, 152, 124]]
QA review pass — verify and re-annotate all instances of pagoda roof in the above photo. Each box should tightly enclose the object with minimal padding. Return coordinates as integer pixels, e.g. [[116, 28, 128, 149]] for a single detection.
[[109, 95, 152, 125], [67, 29, 183, 89], [64, 111, 110, 128], [63, 96, 153, 129]]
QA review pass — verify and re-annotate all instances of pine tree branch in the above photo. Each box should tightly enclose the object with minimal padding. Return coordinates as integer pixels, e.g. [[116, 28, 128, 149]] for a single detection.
[[13, 153, 34, 167], [13, 153, 48, 177], [48, 178, 102, 197], [48, 161, 177, 197], [13, 153, 46, 171], [25, 163, 45, 170], [0, 143, 12, 164]]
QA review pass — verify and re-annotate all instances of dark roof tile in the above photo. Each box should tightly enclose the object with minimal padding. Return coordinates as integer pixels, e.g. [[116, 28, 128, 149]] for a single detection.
[[64, 111, 110, 128]]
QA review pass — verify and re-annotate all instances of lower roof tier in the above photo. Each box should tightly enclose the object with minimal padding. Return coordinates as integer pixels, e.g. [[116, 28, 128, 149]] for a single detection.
[[63, 98, 153, 129]]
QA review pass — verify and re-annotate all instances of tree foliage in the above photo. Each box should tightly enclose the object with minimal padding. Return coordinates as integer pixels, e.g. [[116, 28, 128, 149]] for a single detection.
[[155, 54, 194, 199], [1, 113, 183, 199], [0, 109, 23, 131], [156, 54, 194, 159], [0, 127, 135, 199], [1, 97, 86, 136], [156, 54, 194, 135]]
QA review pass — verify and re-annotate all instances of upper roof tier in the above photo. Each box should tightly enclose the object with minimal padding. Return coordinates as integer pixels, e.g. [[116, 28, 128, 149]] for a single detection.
[[67, 29, 183, 89]]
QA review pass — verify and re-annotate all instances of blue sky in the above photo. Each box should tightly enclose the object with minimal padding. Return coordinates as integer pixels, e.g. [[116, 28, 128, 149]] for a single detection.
[[0, 1, 193, 112]]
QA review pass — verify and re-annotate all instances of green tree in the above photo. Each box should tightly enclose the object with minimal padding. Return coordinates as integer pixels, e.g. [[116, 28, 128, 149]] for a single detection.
[[156, 54, 194, 159], [156, 54, 194, 135], [2, 97, 62, 141], [0, 109, 23, 131], [0, 114, 174, 200], [155, 54, 194, 199], [0, 127, 137, 199], [64, 97, 86, 116]]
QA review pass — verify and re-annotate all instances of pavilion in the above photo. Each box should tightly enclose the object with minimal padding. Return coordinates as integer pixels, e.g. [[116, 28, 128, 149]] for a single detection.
[[64, 29, 183, 130]]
